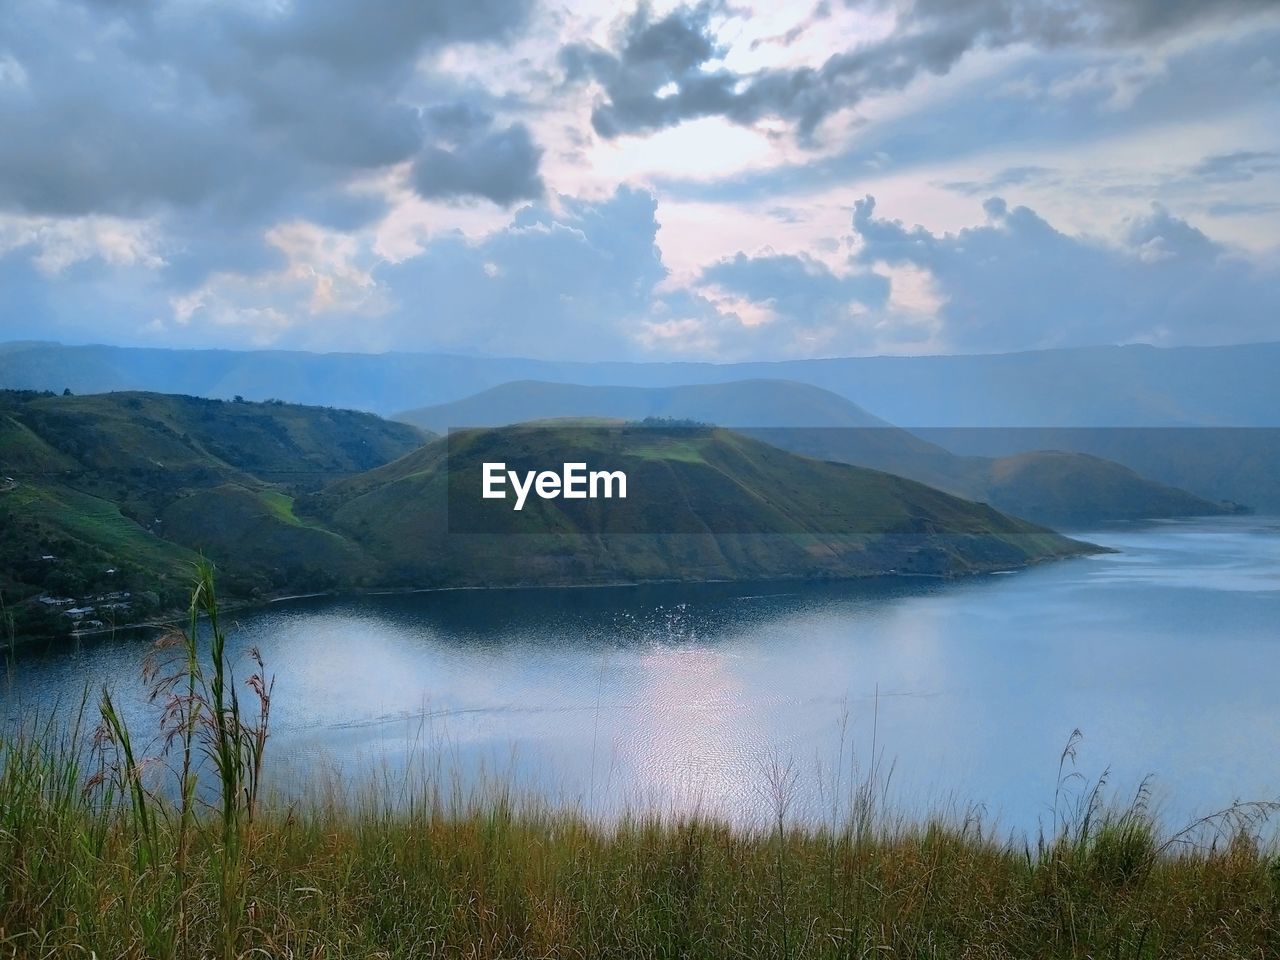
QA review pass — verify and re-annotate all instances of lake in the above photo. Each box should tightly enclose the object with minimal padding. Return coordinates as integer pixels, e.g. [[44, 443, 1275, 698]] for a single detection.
[[4, 515, 1279, 835]]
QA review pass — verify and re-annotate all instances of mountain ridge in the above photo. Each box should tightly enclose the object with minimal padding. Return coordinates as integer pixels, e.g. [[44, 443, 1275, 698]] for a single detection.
[[5, 340, 1280, 426]]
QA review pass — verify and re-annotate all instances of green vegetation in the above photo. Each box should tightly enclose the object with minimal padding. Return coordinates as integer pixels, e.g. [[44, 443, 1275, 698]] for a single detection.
[[2, 389, 1114, 643], [312, 421, 1093, 590], [2, 575, 1278, 958], [0, 389, 427, 640], [751, 427, 1239, 528], [2, 391, 1100, 641], [977, 450, 1240, 527]]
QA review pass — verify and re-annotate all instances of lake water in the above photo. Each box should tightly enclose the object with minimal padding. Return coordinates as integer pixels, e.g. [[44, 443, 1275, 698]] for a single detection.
[[4, 516, 1279, 835]]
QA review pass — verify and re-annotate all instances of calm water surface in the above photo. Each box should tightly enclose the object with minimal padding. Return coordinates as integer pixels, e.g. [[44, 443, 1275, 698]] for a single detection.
[[5, 516, 1279, 833]]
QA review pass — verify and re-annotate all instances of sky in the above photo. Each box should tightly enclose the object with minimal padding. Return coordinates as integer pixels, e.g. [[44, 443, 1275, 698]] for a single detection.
[[0, 0, 1278, 361]]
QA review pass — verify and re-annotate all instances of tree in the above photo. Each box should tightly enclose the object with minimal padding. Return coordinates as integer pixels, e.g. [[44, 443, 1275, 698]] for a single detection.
[[62, 387, 73, 396]]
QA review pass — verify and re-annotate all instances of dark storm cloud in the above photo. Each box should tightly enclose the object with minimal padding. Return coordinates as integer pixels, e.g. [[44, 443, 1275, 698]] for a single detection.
[[411, 106, 545, 205], [563, 0, 1278, 141], [226, 0, 537, 76], [0, 0, 540, 233]]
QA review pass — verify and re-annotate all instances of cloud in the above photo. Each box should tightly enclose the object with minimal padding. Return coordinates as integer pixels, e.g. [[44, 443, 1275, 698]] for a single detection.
[[940, 166, 1058, 196], [1206, 200, 1280, 217], [654, 19, 1280, 208], [374, 186, 671, 358], [0, 0, 539, 229], [411, 105, 545, 205], [629, 194, 1278, 358], [1191, 151, 1280, 183], [700, 251, 889, 337], [0, 0, 1276, 362], [848, 194, 1279, 351], [562, 0, 1277, 143]]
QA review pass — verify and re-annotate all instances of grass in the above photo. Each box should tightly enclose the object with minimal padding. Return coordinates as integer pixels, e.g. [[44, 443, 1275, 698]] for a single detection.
[[5, 482, 197, 576], [259, 489, 304, 526], [2, 574, 1280, 958]]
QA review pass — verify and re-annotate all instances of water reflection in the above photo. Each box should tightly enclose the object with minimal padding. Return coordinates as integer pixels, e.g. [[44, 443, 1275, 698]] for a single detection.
[[4, 516, 1279, 833]]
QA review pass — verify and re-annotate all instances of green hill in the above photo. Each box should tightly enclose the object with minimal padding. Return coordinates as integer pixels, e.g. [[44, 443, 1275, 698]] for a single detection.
[[750, 427, 1238, 528], [975, 451, 1238, 527], [310, 422, 1094, 589], [393, 380, 1236, 527], [0, 390, 429, 638]]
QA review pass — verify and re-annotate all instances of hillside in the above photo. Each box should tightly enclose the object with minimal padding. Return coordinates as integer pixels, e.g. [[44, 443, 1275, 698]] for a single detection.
[[916, 426, 1280, 513], [0, 390, 428, 638], [309, 421, 1094, 589], [976, 451, 1239, 527], [749, 427, 1237, 526], [394, 380, 1236, 527]]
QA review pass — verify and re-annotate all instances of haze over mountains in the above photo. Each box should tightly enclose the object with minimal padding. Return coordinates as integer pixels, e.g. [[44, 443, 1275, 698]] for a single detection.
[[5, 340, 1280, 427], [397, 379, 896, 433]]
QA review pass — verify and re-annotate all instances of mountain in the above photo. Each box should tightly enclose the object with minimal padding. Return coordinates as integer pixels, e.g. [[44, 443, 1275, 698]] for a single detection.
[[395, 379, 896, 432], [5, 340, 1280, 426], [0, 390, 428, 637], [307, 421, 1094, 589], [394, 380, 1236, 527], [914, 427, 1280, 513], [974, 451, 1237, 527]]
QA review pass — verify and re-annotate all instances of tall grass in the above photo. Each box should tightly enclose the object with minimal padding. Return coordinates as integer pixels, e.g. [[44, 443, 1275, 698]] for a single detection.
[[2, 570, 1279, 958]]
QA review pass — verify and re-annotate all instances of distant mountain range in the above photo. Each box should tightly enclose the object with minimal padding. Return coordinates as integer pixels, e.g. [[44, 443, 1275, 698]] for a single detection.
[[4, 339, 1280, 426], [398, 378, 894, 432], [398, 380, 1240, 526]]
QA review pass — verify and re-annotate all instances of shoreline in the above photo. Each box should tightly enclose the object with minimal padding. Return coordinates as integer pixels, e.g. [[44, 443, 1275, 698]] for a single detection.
[[7, 546, 1102, 650]]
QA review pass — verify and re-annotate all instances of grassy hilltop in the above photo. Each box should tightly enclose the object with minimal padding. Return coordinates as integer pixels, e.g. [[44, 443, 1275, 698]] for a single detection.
[[311, 420, 1092, 588]]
